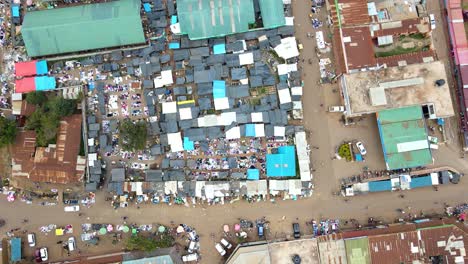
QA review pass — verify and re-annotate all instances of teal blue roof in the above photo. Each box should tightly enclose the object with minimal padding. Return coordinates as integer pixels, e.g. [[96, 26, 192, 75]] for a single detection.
[[247, 169, 260, 180], [258, 0, 286, 28], [10, 238, 21, 262], [368, 180, 392, 192], [213, 80, 226, 99], [410, 175, 433, 189], [22, 0, 145, 57], [266, 146, 296, 177]]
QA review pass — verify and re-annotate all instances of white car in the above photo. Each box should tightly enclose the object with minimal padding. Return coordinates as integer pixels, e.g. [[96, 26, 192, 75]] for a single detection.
[[40, 247, 48, 261], [215, 243, 226, 256], [220, 238, 232, 249], [64, 205, 80, 212], [68, 237, 76, 251], [356, 141, 367, 155], [27, 233, 36, 247], [328, 106, 345, 113], [429, 14, 436, 29], [182, 253, 199, 262]]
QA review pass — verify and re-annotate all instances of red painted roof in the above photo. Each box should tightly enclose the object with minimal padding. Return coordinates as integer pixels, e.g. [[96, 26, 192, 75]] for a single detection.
[[15, 78, 36, 93], [342, 26, 377, 70], [15, 61, 37, 77]]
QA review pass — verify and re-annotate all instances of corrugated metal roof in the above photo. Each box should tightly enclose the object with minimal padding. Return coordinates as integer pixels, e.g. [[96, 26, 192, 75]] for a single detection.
[[177, 0, 255, 40], [376, 106, 432, 170], [22, 0, 145, 57]]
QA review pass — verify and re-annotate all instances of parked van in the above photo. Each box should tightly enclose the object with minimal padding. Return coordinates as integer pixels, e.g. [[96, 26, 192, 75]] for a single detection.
[[27, 233, 36, 247], [220, 238, 232, 249], [215, 243, 226, 256]]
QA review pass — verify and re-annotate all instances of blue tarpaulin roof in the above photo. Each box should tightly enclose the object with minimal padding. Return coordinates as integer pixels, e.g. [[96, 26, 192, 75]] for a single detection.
[[247, 169, 260, 180], [169, 42, 180, 49], [12, 6, 19, 17], [355, 154, 363, 161], [183, 137, 194, 151], [245, 124, 256, 137], [213, 44, 226, 54], [143, 3, 151, 12], [10, 237, 21, 262], [368, 180, 392, 192], [36, 60, 48, 75], [266, 146, 296, 177], [213, 80, 226, 99], [35, 76, 56, 91], [171, 15, 178, 25], [410, 175, 433, 189]]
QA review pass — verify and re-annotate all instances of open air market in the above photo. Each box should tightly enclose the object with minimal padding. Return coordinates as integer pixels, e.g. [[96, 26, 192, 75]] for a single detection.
[[0, 0, 467, 263]]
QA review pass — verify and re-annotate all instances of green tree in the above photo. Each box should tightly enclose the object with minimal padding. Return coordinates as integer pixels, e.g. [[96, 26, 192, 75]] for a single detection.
[[36, 113, 59, 147], [126, 234, 174, 252], [0, 116, 17, 147], [25, 91, 47, 105], [25, 109, 43, 130], [126, 235, 158, 252], [47, 96, 76, 117], [119, 119, 147, 151]]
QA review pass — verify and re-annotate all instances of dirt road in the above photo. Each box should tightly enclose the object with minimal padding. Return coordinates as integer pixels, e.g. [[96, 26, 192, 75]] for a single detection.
[[2, 0, 468, 263]]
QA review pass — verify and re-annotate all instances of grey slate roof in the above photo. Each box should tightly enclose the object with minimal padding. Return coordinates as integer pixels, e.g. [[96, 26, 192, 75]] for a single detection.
[[231, 67, 247, 80], [227, 85, 250, 98], [111, 168, 125, 182]]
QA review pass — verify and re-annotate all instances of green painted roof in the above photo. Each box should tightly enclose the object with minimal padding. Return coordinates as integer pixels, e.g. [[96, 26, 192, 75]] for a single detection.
[[22, 0, 145, 57], [258, 0, 286, 28], [177, 0, 255, 40], [377, 106, 432, 170], [345, 238, 371, 264]]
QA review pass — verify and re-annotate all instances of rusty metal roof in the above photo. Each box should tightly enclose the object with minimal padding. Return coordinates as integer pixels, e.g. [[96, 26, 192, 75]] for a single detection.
[[368, 231, 421, 264], [12, 115, 84, 184], [341, 26, 377, 70], [329, 0, 370, 27]]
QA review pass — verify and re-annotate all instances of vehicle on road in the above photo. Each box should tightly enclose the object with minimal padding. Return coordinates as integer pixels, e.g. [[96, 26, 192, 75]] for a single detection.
[[188, 241, 198, 253], [220, 238, 232, 249], [68, 237, 76, 251], [27, 233, 36, 247], [328, 106, 345, 113], [356, 141, 367, 155], [257, 222, 264, 237], [182, 253, 199, 262], [429, 14, 436, 29], [293, 223, 301, 239], [215, 243, 226, 256], [64, 205, 80, 212], [39, 247, 48, 261]]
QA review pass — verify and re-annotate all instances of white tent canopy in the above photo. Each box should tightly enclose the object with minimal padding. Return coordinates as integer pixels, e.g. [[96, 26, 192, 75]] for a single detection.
[[277, 63, 298, 75], [225, 126, 241, 139], [278, 89, 292, 104], [239, 52, 254, 65], [179, 107, 192, 120], [274, 37, 299, 60], [167, 132, 183, 152], [214, 97, 230, 110], [251, 112, 263, 123], [274, 126, 286, 137], [162, 101, 177, 114], [154, 70, 173, 88]]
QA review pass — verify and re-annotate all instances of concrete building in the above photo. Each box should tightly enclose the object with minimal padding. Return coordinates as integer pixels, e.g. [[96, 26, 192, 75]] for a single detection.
[[341, 61, 454, 118]]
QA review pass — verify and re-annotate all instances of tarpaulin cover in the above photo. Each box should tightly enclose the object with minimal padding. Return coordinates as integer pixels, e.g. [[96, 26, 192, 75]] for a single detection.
[[15, 78, 36, 93], [143, 3, 151, 12], [35, 76, 56, 91], [247, 169, 260, 180], [410, 175, 433, 189], [245, 124, 256, 137], [15, 61, 37, 77], [171, 15, 178, 25], [213, 80, 226, 99], [12, 5, 19, 17], [36, 60, 48, 75], [213, 44, 226, 54], [169, 42, 180, 49], [183, 137, 194, 150]]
